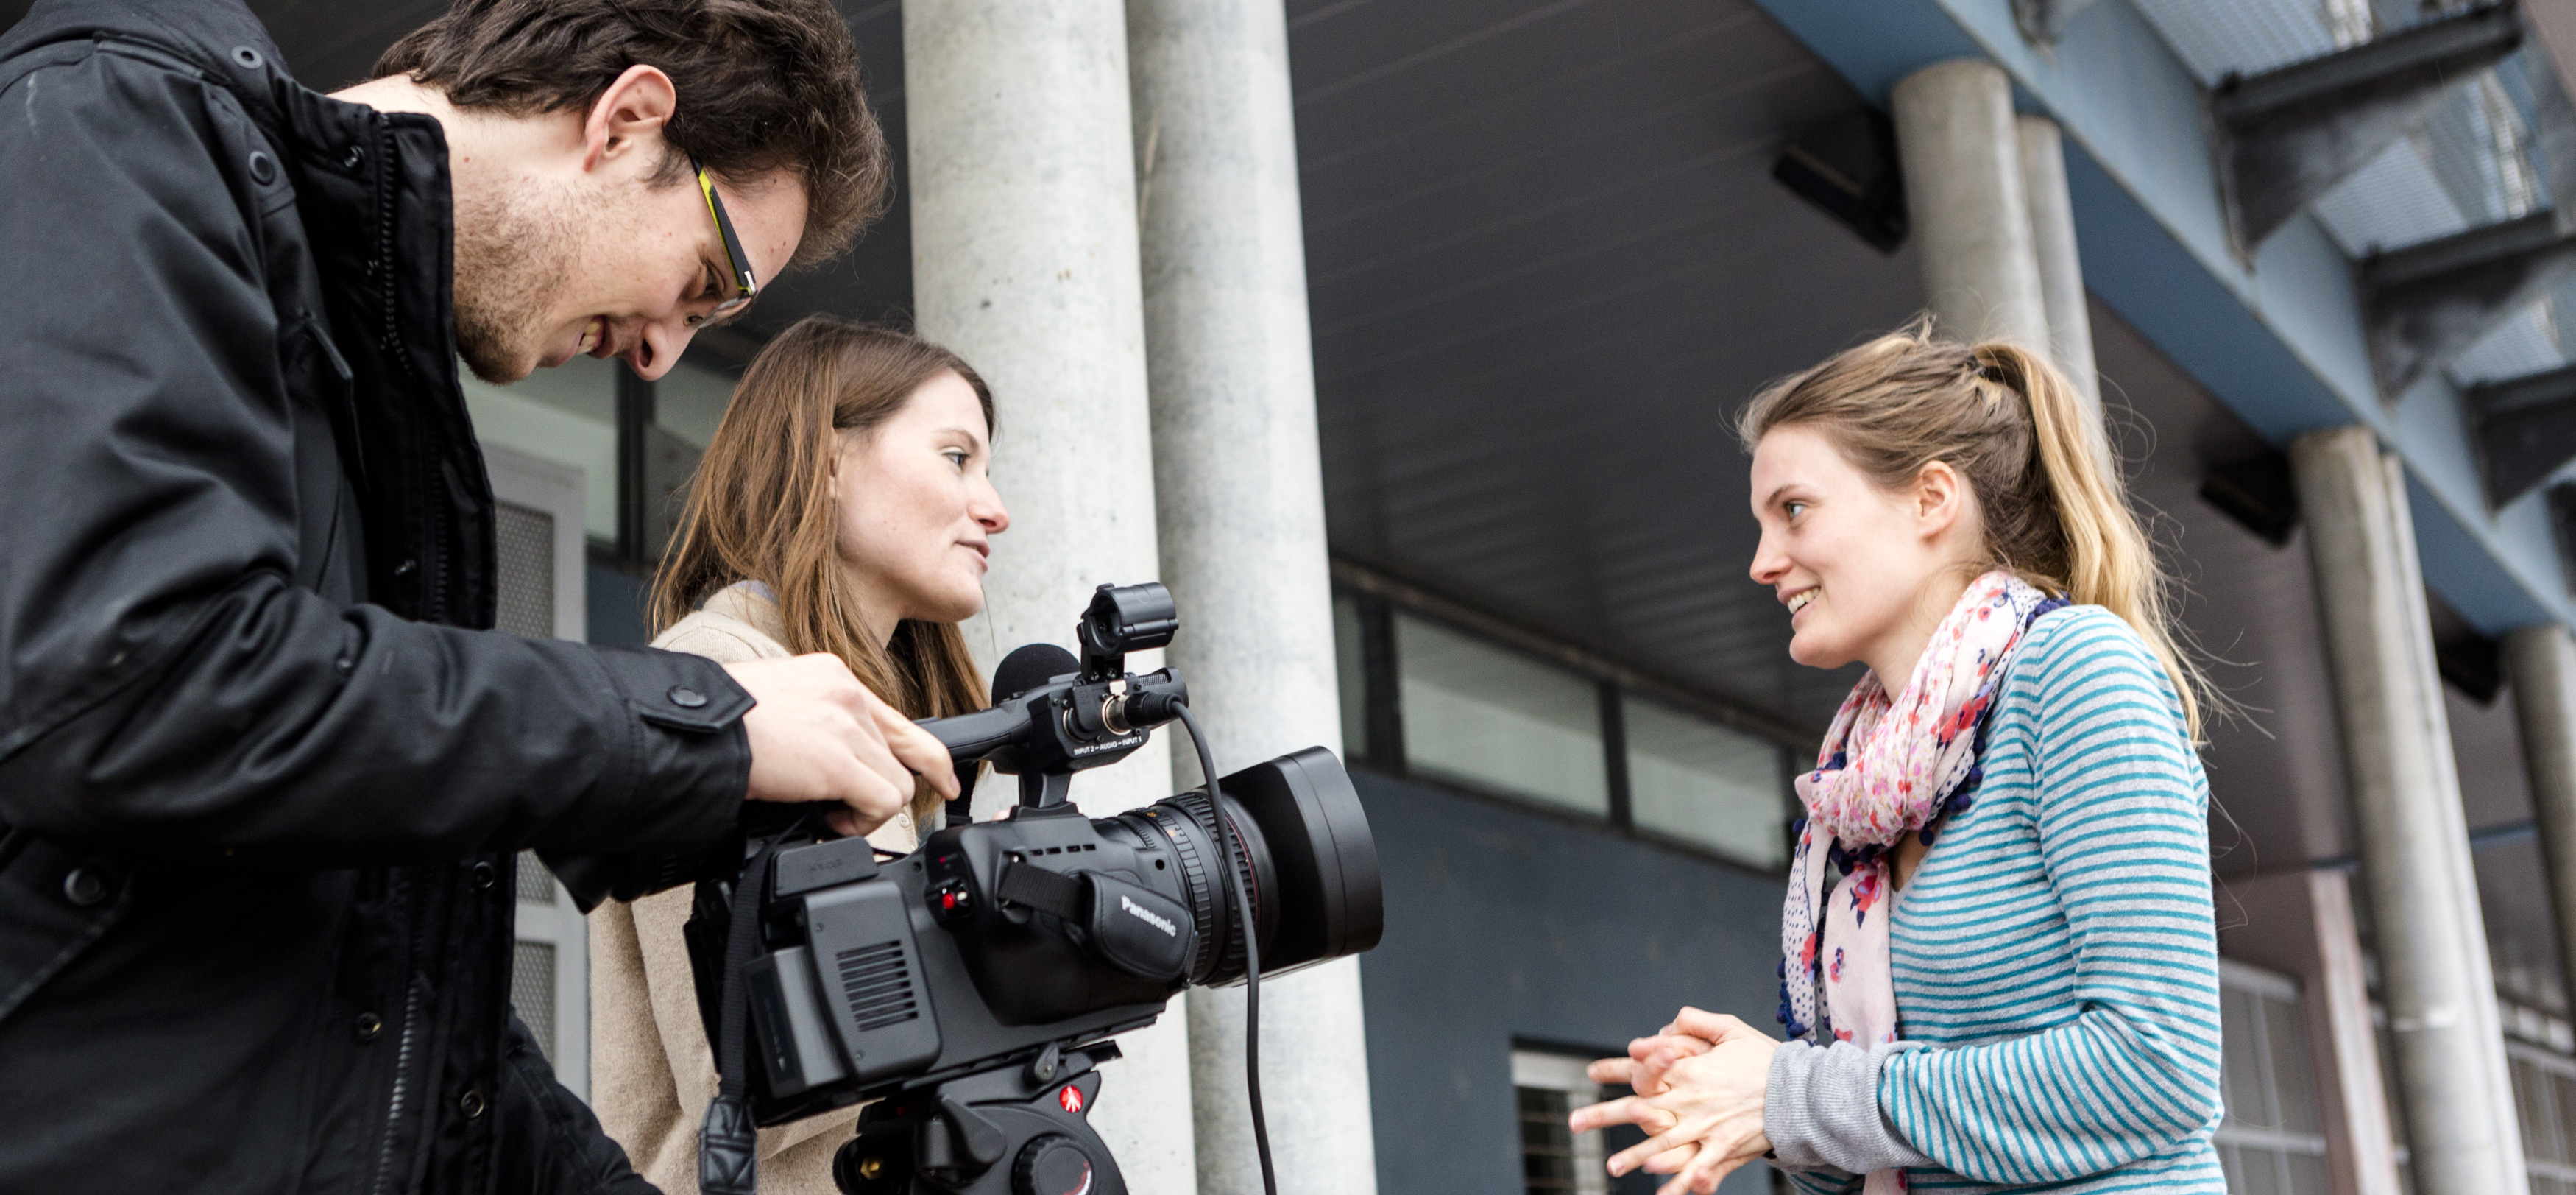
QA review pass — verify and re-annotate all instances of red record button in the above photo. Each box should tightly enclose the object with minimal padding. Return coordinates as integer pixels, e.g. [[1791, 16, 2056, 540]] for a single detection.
[[1058, 1085, 1086, 1115]]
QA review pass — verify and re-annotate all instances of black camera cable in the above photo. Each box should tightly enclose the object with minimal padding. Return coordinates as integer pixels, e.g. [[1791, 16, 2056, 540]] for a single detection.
[[1171, 702, 1279, 1195]]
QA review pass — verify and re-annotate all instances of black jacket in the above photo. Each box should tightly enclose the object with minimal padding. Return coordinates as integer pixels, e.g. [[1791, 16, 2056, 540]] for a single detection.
[[0, 2, 755, 1191]]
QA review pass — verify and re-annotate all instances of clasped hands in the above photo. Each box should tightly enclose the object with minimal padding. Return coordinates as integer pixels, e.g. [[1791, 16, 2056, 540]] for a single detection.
[[724, 655, 958, 838], [1571, 1007, 1780, 1195]]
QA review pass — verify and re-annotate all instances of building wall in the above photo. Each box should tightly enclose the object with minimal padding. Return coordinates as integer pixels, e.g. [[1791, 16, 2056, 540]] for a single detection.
[[1354, 768, 1781, 1194]]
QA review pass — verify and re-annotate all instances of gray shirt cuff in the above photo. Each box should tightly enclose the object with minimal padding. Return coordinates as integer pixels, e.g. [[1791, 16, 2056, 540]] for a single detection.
[[1763, 1039, 1935, 1175]]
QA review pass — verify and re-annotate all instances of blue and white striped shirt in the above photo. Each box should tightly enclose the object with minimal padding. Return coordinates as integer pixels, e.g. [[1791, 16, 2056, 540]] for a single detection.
[[1790, 606, 2226, 1194]]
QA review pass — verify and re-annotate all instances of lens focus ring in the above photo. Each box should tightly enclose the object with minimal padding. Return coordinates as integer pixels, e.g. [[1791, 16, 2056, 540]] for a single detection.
[[1144, 806, 1222, 981]]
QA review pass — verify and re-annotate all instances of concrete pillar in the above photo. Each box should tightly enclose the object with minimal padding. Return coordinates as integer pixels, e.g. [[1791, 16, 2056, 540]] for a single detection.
[[1125, 3, 1379, 1194], [904, 4, 1197, 1190], [2506, 625, 2576, 1052], [2290, 426, 2527, 1195], [2013, 115, 2101, 409], [2218, 870, 2405, 1195], [1890, 60, 2051, 352]]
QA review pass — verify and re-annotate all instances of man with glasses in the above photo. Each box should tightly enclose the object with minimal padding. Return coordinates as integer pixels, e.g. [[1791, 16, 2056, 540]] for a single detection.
[[0, 2, 948, 1193]]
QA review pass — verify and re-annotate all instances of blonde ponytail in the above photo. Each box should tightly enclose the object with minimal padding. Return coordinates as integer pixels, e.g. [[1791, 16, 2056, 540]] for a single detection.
[[1740, 320, 2209, 738]]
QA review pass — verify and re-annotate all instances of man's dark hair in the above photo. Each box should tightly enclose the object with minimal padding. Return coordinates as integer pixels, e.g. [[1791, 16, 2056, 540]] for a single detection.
[[377, 0, 888, 267]]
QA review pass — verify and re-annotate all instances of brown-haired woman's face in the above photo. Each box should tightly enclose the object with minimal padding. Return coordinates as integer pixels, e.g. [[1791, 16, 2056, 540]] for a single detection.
[[832, 370, 1008, 638]]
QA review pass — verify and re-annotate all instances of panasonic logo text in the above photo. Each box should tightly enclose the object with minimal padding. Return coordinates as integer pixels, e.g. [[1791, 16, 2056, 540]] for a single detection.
[[1119, 894, 1177, 937]]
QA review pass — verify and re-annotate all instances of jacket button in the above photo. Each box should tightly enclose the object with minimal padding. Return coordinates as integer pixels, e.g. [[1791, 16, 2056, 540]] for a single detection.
[[336, 656, 355, 675], [668, 686, 709, 709], [230, 46, 263, 69], [393, 558, 417, 579], [470, 861, 497, 891], [459, 1090, 486, 1118], [61, 867, 109, 907], [343, 145, 365, 170], [355, 1012, 382, 1041], [247, 150, 276, 185]]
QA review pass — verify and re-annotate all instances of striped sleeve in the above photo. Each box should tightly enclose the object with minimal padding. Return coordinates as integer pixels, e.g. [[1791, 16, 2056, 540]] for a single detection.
[[1877, 610, 2223, 1186]]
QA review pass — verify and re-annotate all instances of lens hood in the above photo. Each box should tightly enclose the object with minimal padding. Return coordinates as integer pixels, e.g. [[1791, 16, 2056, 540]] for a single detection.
[[1214, 747, 1383, 973]]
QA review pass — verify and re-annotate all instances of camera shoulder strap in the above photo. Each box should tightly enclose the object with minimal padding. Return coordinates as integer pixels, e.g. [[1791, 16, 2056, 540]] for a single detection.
[[698, 826, 800, 1195]]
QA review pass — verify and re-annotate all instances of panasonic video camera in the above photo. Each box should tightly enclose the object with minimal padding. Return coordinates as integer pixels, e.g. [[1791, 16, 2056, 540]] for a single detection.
[[688, 582, 1382, 1195]]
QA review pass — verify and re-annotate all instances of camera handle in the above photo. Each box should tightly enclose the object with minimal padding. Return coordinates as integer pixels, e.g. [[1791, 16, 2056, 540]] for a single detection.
[[1018, 771, 1074, 810]]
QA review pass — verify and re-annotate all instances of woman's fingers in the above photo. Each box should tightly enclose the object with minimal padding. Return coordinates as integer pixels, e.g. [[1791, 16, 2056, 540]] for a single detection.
[[1606, 1123, 1696, 1177], [1632, 1033, 1716, 1064], [1566, 1094, 1656, 1135], [1637, 1143, 1699, 1175], [1669, 1006, 1769, 1046], [1587, 1055, 1641, 1088], [1673, 1132, 1764, 1194], [1627, 1033, 1714, 1095]]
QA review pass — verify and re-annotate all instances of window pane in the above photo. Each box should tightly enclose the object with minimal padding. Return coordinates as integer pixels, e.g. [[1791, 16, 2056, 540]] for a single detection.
[[1623, 695, 1787, 866], [643, 356, 739, 557], [655, 354, 736, 449], [2221, 986, 2267, 1128], [2262, 993, 2321, 1136], [2282, 1152, 2330, 1195], [1512, 1051, 1608, 1195], [460, 355, 618, 543], [1396, 613, 1607, 815], [1334, 595, 1367, 759], [1517, 1086, 1578, 1194], [2551, 1068, 2576, 1164], [2516, 1056, 2558, 1164], [2237, 1143, 2285, 1195]]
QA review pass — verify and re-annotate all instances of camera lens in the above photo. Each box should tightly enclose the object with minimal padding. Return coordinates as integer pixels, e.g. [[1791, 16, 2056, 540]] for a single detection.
[[1097, 747, 1382, 986]]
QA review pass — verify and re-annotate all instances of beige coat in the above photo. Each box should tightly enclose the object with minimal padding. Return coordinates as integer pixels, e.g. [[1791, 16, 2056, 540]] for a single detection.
[[590, 584, 939, 1194]]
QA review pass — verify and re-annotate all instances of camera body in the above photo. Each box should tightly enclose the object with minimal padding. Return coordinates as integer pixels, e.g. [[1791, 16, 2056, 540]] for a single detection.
[[735, 747, 1368, 1125], [693, 583, 1381, 1195]]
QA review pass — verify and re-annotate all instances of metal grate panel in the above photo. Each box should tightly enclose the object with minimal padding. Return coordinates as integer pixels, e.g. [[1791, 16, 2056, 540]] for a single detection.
[[512, 940, 559, 1061], [494, 501, 556, 638], [515, 850, 556, 906]]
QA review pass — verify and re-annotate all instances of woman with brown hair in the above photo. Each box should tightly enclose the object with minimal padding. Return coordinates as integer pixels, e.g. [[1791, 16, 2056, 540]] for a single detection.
[[1573, 325, 2225, 1194], [590, 314, 1009, 1194]]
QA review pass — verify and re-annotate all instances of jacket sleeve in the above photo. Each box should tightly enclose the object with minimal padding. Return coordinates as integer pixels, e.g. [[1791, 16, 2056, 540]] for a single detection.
[[0, 43, 745, 863], [1873, 612, 2225, 1185], [497, 1009, 665, 1195]]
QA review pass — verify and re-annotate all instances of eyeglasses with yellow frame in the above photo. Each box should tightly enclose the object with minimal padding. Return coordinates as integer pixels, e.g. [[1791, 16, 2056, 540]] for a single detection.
[[690, 158, 758, 326]]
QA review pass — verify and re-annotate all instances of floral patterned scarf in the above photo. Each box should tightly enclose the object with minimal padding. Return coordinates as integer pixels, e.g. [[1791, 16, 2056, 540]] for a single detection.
[[1777, 572, 2059, 1160]]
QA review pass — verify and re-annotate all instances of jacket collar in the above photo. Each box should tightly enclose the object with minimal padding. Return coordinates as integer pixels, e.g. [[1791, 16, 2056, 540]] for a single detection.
[[704, 582, 793, 647]]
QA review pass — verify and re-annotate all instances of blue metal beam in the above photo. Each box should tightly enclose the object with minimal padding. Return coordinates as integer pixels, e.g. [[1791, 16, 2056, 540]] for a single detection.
[[1744, 0, 2570, 632]]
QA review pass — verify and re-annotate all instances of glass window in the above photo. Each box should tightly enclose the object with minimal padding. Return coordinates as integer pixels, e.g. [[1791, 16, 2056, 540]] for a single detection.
[[1623, 695, 1788, 867], [459, 355, 619, 543], [1395, 613, 1607, 815], [1333, 594, 1367, 759], [2215, 962, 2329, 1195], [2510, 1038, 2576, 1193], [655, 354, 736, 449], [1511, 1050, 1607, 1195], [640, 355, 740, 557]]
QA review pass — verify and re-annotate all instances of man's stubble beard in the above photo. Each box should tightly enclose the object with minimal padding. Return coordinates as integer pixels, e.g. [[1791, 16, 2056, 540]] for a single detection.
[[452, 180, 582, 385]]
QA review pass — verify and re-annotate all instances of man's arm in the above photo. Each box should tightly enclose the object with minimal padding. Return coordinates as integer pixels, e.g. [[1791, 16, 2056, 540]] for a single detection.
[[0, 43, 748, 862]]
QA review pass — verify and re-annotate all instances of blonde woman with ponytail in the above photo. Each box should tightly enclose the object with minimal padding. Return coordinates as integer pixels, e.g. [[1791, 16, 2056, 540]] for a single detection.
[[1571, 325, 2223, 1195], [590, 315, 1009, 1194]]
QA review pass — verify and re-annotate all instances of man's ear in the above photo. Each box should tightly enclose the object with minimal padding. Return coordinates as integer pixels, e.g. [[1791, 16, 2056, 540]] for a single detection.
[[582, 64, 678, 175]]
